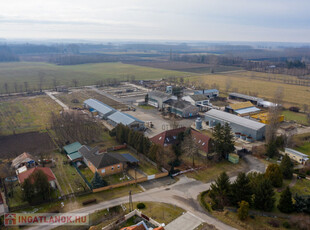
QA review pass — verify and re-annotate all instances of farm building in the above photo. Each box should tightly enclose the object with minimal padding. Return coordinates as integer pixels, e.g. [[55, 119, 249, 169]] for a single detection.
[[194, 89, 219, 98], [150, 127, 212, 154], [205, 109, 266, 141], [163, 99, 199, 118], [282, 148, 309, 164], [182, 94, 210, 110], [250, 112, 284, 124], [107, 111, 145, 130], [225, 101, 261, 116], [229, 93, 263, 105], [17, 167, 57, 188], [78, 145, 138, 176], [258, 100, 278, 108], [84, 99, 116, 119], [147, 91, 177, 109], [11, 152, 36, 169]]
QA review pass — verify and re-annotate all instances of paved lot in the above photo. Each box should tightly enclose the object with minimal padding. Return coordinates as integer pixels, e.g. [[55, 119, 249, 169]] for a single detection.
[[139, 176, 176, 190], [165, 212, 203, 230]]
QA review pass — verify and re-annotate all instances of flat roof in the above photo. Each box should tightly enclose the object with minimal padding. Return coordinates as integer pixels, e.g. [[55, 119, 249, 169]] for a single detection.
[[84, 99, 116, 115], [205, 109, 265, 130], [235, 107, 261, 115], [229, 92, 263, 102], [285, 148, 309, 158], [108, 111, 144, 126]]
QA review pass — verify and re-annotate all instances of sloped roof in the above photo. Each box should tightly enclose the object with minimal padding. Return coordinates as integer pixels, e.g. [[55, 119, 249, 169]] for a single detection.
[[150, 127, 186, 146], [11, 152, 35, 168], [122, 153, 139, 163], [229, 92, 263, 102], [63, 142, 82, 155], [189, 94, 209, 101], [164, 99, 197, 111], [18, 167, 56, 184], [285, 148, 309, 159], [108, 111, 144, 126], [84, 99, 116, 115], [205, 109, 265, 130], [235, 107, 261, 115], [229, 101, 254, 110], [195, 89, 219, 95], [68, 152, 83, 161], [191, 129, 211, 153]]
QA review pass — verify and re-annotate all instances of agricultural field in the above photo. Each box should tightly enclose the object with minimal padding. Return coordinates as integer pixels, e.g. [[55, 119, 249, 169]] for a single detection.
[[191, 71, 310, 108], [282, 110, 309, 126], [0, 95, 62, 136], [0, 62, 192, 93], [124, 60, 241, 73]]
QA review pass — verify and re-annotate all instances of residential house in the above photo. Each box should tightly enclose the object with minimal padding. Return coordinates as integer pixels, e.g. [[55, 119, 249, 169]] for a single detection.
[[163, 99, 199, 118], [147, 91, 177, 109], [78, 145, 139, 176], [11, 152, 36, 169], [150, 127, 212, 154], [182, 94, 211, 111], [17, 167, 57, 188], [121, 221, 164, 230], [283, 148, 309, 165], [194, 89, 219, 98]]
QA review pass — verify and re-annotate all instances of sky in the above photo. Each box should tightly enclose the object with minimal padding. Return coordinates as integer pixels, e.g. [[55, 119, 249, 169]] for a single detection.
[[0, 0, 310, 42]]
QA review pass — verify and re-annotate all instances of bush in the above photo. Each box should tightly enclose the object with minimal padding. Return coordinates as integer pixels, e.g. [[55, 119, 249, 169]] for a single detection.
[[199, 191, 212, 213], [283, 221, 291, 229], [268, 220, 280, 228], [289, 107, 300, 112], [137, 203, 146, 209], [82, 199, 97, 205]]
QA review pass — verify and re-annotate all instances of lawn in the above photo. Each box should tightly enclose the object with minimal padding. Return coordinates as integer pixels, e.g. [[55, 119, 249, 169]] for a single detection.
[[0, 95, 62, 135], [293, 132, 310, 156], [295, 143, 310, 156], [52, 152, 89, 195], [282, 110, 309, 125], [0, 62, 192, 93], [290, 179, 310, 195], [187, 159, 248, 183], [7, 183, 28, 207], [103, 172, 130, 185], [191, 70, 310, 108], [124, 201, 184, 224], [79, 166, 94, 183]]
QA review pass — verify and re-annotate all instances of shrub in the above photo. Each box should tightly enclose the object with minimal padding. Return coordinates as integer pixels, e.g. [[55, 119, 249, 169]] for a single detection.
[[268, 220, 280, 228], [237, 201, 249, 221], [199, 191, 212, 213], [137, 203, 146, 209], [283, 221, 291, 229]]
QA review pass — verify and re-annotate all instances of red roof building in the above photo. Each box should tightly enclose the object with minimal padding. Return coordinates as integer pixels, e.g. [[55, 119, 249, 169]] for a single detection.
[[150, 127, 212, 153], [17, 167, 56, 185]]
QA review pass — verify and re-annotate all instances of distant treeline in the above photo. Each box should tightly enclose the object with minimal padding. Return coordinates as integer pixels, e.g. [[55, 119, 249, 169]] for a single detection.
[[0, 46, 19, 62], [48, 54, 120, 65]]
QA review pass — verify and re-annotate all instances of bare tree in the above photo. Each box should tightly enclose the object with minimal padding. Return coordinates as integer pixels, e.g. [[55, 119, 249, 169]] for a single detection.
[[225, 77, 232, 93], [303, 104, 308, 113], [14, 82, 18, 93], [266, 87, 284, 143], [181, 132, 199, 167], [24, 81, 29, 92], [72, 79, 78, 87], [3, 82, 9, 94], [52, 78, 58, 90], [38, 71, 45, 92]]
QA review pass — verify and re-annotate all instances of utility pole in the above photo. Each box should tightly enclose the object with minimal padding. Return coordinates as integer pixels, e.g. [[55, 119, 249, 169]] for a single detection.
[[129, 190, 133, 211]]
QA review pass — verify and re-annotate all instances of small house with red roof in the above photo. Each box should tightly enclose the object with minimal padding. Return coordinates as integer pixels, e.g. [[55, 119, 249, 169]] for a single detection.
[[17, 167, 57, 188]]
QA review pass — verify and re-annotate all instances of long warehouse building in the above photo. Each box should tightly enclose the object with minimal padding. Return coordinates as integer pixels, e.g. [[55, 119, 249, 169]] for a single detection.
[[205, 109, 266, 141]]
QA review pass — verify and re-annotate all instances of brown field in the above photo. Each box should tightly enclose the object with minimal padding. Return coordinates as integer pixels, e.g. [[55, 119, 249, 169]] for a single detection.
[[123, 61, 241, 73], [0, 132, 56, 159], [55, 89, 128, 110], [192, 71, 310, 107]]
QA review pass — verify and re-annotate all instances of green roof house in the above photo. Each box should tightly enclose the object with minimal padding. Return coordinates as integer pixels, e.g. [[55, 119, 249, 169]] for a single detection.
[[63, 142, 83, 162]]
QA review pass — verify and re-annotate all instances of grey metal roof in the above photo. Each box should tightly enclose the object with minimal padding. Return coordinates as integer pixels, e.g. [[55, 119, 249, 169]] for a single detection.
[[229, 93, 263, 102], [205, 109, 265, 130], [164, 99, 197, 110], [84, 99, 116, 115], [235, 107, 261, 115], [195, 89, 219, 95], [108, 111, 144, 126], [190, 94, 209, 101], [285, 148, 309, 158], [121, 153, 139, 163]]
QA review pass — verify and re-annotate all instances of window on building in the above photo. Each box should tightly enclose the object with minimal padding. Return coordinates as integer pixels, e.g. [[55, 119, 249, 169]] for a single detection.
[[101, 169, 105, 173], [118, 165, 120, 168], [111, 167, 114, 170]]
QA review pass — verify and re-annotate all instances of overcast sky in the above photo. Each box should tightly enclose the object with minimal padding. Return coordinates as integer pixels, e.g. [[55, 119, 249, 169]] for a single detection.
[[1, 0, 310, 42]]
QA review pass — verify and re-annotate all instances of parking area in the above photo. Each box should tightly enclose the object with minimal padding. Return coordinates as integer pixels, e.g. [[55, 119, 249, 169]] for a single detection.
[[139, 176, 176, 190], [165, 212, 203, 230]]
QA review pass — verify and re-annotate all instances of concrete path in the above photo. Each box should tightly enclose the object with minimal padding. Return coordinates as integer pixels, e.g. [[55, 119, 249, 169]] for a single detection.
[[45, 91, 69, 110], [165, 212, 203, 230]]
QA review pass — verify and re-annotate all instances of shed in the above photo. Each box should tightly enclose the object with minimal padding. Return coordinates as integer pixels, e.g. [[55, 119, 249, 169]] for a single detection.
[[107, 111, 144, 129], [84, 99, 116, 119], [63, 142, 82, 155]]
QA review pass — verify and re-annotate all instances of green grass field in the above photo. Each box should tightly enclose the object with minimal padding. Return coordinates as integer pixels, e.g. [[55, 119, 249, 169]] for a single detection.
[[0, 96, 62, 135], [0, 62, 192, 93], [282, 110, 309, 126]]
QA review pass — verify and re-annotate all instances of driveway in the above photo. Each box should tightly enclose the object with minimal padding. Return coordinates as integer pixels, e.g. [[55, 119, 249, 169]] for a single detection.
[[165, 212, 203, 230]]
